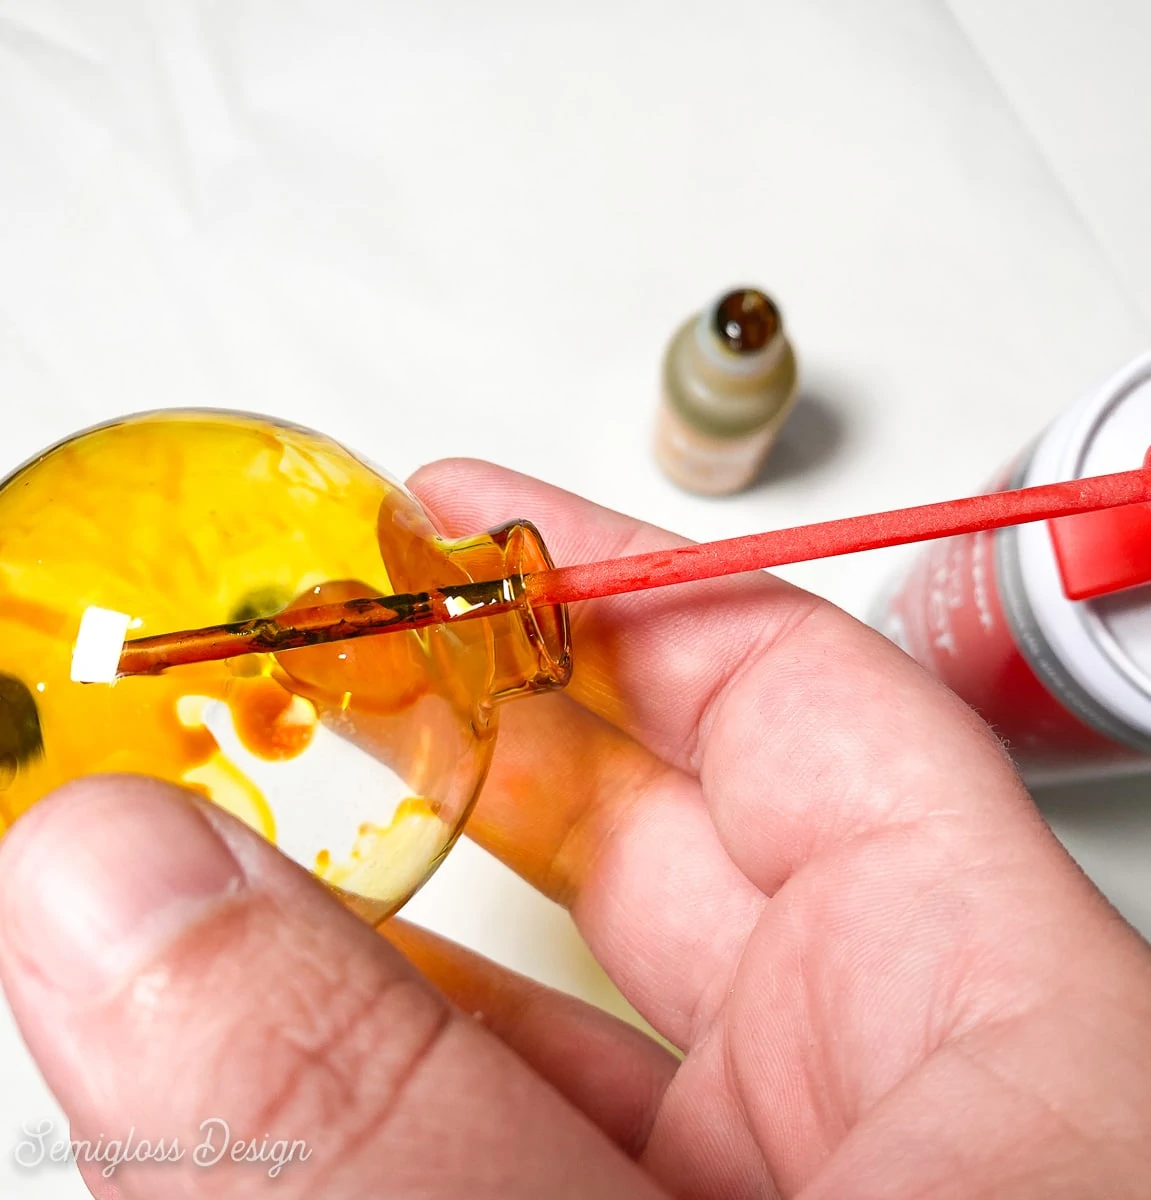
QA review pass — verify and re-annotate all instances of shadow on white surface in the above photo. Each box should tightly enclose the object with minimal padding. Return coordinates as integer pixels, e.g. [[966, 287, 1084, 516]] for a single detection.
[[754, 387, 852, 488], [1035, 772, 1151, 941]]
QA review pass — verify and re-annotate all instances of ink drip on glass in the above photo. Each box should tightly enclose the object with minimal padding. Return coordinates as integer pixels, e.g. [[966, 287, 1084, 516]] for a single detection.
[[3, 409, 1151, 924]]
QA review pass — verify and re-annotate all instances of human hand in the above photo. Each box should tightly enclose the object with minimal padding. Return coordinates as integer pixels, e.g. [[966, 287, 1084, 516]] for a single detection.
[[2, 461, 1151, 1199]]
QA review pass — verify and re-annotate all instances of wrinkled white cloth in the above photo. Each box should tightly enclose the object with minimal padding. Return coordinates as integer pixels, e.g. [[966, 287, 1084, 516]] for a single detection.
[[1, 5, 1149, 1195]]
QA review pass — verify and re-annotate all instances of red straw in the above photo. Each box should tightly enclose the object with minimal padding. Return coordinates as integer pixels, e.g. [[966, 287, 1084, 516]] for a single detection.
[[527, 466, 1151, 606], [116, 465, 1151, 676]]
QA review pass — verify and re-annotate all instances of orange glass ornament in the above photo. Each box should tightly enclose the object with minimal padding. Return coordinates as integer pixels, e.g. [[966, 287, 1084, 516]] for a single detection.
[[0, 412, 571, 922]]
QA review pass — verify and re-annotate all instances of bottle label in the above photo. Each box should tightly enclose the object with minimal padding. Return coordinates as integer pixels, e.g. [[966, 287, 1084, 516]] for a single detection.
[[655, 405, 777, 495]]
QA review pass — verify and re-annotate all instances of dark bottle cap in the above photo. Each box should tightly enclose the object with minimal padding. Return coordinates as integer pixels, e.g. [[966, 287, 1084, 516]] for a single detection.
[[711, 288, 781, 355]]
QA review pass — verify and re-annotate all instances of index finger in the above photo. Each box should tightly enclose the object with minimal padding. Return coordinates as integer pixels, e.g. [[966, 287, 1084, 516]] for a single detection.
[[407, 457, 819, 775], [408, 459, 1037, 898]]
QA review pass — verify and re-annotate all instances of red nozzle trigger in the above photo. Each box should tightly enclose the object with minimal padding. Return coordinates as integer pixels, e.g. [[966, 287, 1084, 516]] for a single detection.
[[1050, 448, 1151, 601]]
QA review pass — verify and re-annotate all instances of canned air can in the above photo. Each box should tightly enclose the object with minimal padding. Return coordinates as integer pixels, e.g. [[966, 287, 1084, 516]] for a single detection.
[[871, 352, 1151, 780]]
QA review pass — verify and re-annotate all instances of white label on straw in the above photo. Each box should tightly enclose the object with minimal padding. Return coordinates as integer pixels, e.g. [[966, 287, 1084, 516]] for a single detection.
[[71, 607, 133, 684]]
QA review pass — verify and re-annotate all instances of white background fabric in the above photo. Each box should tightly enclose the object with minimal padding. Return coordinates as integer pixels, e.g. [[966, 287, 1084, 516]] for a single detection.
[[1, 3, 1150, 1193]]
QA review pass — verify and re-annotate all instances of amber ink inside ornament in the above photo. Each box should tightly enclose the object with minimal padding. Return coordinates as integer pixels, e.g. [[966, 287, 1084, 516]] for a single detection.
[[0, 412, 571, 923], [0, 675, 44, 791]]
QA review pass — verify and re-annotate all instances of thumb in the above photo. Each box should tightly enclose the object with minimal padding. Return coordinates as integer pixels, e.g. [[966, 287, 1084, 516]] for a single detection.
[[0, 776, 664, 1200]]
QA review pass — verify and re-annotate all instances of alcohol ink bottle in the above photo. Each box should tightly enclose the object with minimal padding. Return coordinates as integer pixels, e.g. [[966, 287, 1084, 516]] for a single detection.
[[655, 287, 799, 495]]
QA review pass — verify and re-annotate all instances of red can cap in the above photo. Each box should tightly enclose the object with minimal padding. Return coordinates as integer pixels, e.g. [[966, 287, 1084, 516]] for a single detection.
[[1050, 448, 1151, 601]]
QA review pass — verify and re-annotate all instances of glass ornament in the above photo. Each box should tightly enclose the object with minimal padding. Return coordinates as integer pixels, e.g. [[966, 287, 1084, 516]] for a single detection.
[[0, 412, 571, 922]]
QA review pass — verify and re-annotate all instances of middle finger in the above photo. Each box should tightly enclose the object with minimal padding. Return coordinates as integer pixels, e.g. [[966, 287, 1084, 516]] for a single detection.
[[472, 690, 764, 1047]]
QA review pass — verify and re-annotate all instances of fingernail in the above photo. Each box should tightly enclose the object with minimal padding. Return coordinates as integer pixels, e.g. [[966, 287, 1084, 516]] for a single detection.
[[0, 777, 244, 996]]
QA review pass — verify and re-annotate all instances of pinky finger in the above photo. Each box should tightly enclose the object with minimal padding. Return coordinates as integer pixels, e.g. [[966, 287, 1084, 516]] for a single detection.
[[383, 920, 678, 1157]]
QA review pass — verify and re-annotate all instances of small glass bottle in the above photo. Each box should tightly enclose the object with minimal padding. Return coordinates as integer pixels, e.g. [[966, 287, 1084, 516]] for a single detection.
[[655, 287, 799, 496]]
